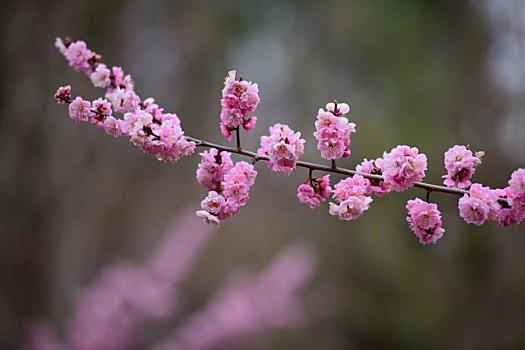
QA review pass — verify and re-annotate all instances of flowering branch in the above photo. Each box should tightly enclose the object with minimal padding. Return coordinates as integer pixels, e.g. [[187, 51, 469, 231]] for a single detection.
[[55, 94, 467, 197], [53, 37, 525, 245]]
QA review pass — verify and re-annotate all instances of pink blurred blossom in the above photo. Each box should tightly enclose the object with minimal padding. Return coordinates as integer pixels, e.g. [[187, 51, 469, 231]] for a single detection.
[[152, 244, 316, 350]]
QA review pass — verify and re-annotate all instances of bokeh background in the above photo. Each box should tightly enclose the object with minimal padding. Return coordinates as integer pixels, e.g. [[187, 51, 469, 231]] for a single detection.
[[2, 0, 525, 349]]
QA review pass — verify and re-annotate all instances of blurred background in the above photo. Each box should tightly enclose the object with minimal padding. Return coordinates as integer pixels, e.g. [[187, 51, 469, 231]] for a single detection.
[[2, 0, 525, 349]]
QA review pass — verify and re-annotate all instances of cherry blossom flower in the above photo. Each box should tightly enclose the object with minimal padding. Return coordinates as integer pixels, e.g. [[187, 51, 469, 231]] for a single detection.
[[442, 145, 483, 189], [376, 145, 427, 191], [68, 96, 91, 122], [219, 70, 260, 141], [406, 198, 445, 245], [258, 123, 305, 175], [458, 183, 499, 225], [355, 158, 391, 196], [329, 175, 372, 221], [297, 175, 331, 209], [90, 64, 111, 88], [196, 148, 234, 192], [197, 161, 257, 225], [54, 85, 71, 104], [313, 102, 355, 160]]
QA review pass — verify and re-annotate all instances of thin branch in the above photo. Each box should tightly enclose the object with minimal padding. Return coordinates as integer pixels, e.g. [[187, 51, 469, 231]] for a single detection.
[[186, 136, 468, 197], [235, 127, 241, 152], [57, 95, 468, 198]]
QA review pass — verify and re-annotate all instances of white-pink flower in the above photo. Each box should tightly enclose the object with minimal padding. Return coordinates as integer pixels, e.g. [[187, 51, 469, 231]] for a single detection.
[[219, 71, 260, 141], [313, 102, 355, 160], [442, 145, 483, 189], [297, 175, 331, 209], [90, 64, 111, 88], [329, 175, 372, 221], [257, 123, 305, 175], [196, 148, 233, 192], [376, 145, 427, 191], [68, 97, 91, 122], [355, 159, 391, 196], [458, 183, 498, 225], [406, 198, 445, 245]]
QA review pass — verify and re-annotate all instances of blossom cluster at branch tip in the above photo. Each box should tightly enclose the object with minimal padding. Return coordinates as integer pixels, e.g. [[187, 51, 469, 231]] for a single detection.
[[313, 102, 356, 160], [329, 175, 373, 221], [376, 145, 427, 191], [54, 37, 196, 162], [458, 168, 525, 227], [443, 145, 483, 189], [257, 123, 305, 175], [197, 161, 257, 225], [406, 198, 445, 245], [219, 70, 260, 141], [297, 175, 332, 209]]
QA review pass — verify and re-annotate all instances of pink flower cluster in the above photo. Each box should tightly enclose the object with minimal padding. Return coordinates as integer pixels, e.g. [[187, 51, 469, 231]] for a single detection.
[[119, 109, 195, 162], [220, 70, 260, 141], [329, 175, 373, 221], [443, 145, 483, 189], [54, 37, 195, 162], [153, 244, 316, 350], [257, 123, 305, 175], [356, 158, 391, 196], [62, 210, 214, 350], [196, 160, 257, 224], [458, 168, 525, 227], [28, 210, 317, 350], [313, 102, 356, 160], [406, 198, 445, 245], [297, 175, 332, 209], [196, 148, 234, 191], [376, 145, 427, 191], [55, 38, 99, 74]]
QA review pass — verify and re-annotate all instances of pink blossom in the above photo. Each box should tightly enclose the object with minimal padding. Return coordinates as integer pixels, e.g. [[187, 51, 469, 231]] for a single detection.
[[257, 123, 305, 175], [329, 175, 372, 221], [355, 158, 391, 196], [54, 85, 71, 104], [152, 244, 316, 350], [196, 210, 221, 225], [196, 148, 234, 192], [103, 116, 122, 137], [219, 71, 260, 141], [329, 196, 373, 221], [90, 98, 112, 128], [197, 161, 257, 224], [507, 168, 525, 210], [221, 162, 257, 205], [458, 183, 498, 225], [107, 88, 141, 114], [406, 198, 445, 245], [489, 187, 525, 227], [332, 174, 369, 200], [200, 191, 226, 215], [90, 64, 111, 88], [68, 96, 91, 122], [297, 175, 331, 209], [64, 40, 92, 72], [376, 145, 427, 191], [442, 145, 483, 189], [313, 102, 356, 160], [64, 210, 215, 350], [54, 37, 67, 55], [55, 38, 195, 164]]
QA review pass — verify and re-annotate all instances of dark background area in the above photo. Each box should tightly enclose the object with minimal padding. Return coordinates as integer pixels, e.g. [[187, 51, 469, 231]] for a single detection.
[[1, 0, 525, 349]]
